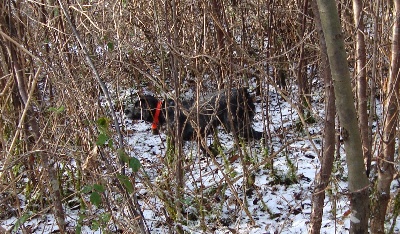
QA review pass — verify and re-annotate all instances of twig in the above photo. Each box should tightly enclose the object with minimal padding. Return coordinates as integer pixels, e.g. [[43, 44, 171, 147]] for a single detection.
[[0, 30, 39, 61], [57, 2, 150, 233], [2, 67, 40, 179], [57, 1, 124, 160]]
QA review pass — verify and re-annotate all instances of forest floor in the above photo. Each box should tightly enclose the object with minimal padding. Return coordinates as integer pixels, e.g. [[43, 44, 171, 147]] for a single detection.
[[2, 86, 400, 233], [123, 88, 352, 234]]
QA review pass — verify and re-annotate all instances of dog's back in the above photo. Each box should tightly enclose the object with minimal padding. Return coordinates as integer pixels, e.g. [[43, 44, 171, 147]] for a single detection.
[[124, 88, 262, 141], [200, 88, 258, 139]]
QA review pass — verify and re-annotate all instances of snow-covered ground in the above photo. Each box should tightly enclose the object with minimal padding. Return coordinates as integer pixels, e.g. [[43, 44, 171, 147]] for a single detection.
[[121, 89, 351, 233], [2, 87, 400, 233]]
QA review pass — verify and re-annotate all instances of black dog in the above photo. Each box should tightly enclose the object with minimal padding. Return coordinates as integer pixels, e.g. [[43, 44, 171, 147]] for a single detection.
[[124, 88, 263, 146]]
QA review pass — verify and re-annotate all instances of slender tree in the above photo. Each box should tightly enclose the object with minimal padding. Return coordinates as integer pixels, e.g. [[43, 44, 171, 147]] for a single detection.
[[308, 1, 336, 233], [315, 0, 370, 233], [297, 0, 312, 119], [57, 1, 150, 232], [0, 3, 66, 232], [167, 0, 185, 232], [371, 0, 400, 233], [353, 0, 371, 176]]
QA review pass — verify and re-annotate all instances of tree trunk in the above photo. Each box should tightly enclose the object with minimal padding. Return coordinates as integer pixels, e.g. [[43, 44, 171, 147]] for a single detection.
[[369, 0, 380, 177], [315, 0, 370, 233], [58, 1, 150, 233], [353, 0, 371, 176], [169, 0, 184, 233], [0, 5, 67, 232], [308, 1, 336, 233], [297, 0, 311, 119], [211, 0, 226, 86], [371, 0, 400, 233]]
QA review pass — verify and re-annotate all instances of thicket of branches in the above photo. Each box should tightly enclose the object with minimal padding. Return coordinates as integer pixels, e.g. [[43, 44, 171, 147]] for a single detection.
[[0, 0, 399, 233]]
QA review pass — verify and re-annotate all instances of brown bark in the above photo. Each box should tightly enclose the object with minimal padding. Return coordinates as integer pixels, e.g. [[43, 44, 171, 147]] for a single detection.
[[57, 1, 150, 233], [297, 0, 311, 117], [353, 0, 371, 176], [210, 0, 225, 85], [369, 0, 380, 177], [167, 0, 184, 233], [371, 0, 400, 233], [315, 0, 370, 232], [308, 1, 336, 233], [0, 3, 67, 232]]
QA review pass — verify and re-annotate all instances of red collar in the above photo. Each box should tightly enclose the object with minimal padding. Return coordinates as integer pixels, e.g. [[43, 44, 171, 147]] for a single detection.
[[151, 101, 163, 131]]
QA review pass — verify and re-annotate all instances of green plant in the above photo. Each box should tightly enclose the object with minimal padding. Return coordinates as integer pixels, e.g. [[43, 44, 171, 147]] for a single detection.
[[75, 212, 85, 234], [95, 117, 141, 173], [12, 212, 32, 233], [165, 136, 176, 167], [82, 184, 106, 207], [91, 212, 112, 232], [267, 154, 298, 185], [389, 191, 400, 233], [284, 154, 298, 184], [96, 117, 113, 148], [75, 209, 112, 234]]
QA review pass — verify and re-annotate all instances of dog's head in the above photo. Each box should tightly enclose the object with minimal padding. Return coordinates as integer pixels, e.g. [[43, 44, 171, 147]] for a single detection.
[[124, 95, 160, 123]]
